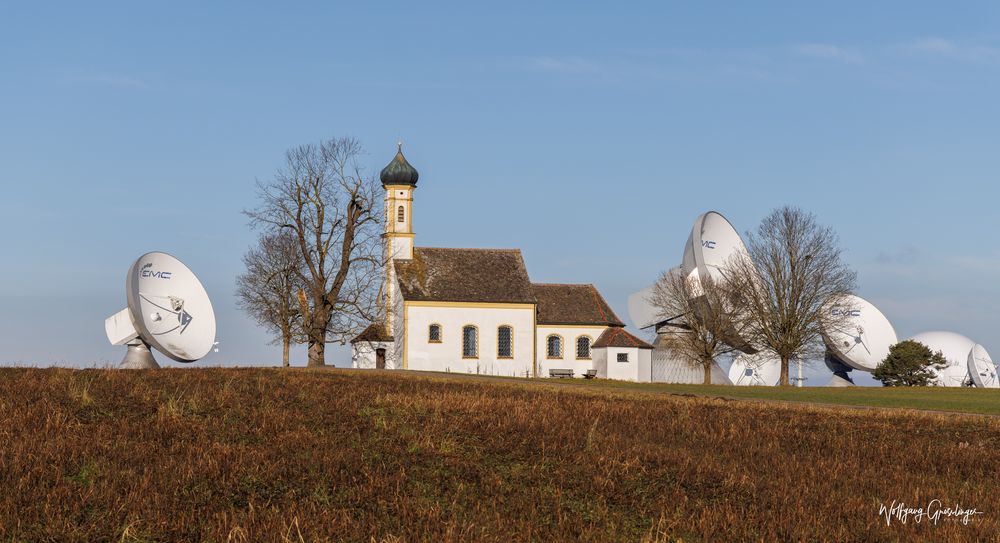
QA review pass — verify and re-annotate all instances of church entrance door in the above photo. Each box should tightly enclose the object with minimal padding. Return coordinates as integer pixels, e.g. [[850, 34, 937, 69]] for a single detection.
[[375, 348, 386, 369]]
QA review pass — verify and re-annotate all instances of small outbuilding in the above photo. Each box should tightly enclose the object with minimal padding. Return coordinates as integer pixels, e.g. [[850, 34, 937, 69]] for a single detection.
[[350, 324, 394, 370], [591, 327, 654, 382]]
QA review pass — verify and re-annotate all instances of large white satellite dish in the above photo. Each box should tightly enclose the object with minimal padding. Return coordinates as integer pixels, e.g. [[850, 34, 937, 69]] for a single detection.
[[821, 295, 898, 373], [681, 211, 757, 353], [627, 284, 659, 330], [909, 331, 974, 387], [967, 344, 999, 388], [728, 353, 781, 386], [627, 267, 690, 330], [681, 211, 749, 287], [104, 252, 216, 369]]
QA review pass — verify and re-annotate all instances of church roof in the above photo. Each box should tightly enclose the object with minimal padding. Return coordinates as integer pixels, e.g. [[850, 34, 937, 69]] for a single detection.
[[592, 327, 654, 350], [395, 247, 536, 304], [350, 323, 393, 344], [380, 143, 419, 186], [532, 283, 625, 327]]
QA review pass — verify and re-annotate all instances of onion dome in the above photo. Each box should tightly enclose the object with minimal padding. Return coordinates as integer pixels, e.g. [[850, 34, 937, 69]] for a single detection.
[[379, 143, 419, 187]]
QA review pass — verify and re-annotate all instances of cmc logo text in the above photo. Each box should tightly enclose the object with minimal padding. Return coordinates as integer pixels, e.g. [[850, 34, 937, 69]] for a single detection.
[[139, 262, 172, 280], [831, 308, 860, 317], [701, 240, 717, 249]]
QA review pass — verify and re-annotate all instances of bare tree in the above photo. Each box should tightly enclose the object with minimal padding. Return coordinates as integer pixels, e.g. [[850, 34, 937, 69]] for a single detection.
[[246, 137, 384, 367], [723, 206, 857, 385], [648, 269, 749, 384], [236, 232, 304, 367]]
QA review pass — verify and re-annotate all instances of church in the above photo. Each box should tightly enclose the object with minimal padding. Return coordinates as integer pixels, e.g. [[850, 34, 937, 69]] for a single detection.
[[351, 146, 653, 381]]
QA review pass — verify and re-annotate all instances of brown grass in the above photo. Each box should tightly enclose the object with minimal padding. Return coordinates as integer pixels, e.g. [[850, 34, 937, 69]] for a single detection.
[[1, 368, 999, 542]]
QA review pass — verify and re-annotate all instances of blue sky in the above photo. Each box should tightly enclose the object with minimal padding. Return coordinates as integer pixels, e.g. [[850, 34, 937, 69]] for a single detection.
[[2, 2, 999, 384]]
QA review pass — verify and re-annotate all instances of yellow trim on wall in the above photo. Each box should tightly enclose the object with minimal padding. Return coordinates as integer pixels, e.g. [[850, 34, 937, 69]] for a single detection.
[[532, 310, 537, 377], [403, 303, 409, 369], [384, 233, 416, 238], [461, 324, 480, 359], [537, 324, 611, 329], [405, 301, 536, 309]]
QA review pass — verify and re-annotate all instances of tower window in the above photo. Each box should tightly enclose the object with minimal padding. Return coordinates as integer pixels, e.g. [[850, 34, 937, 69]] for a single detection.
[[576, 336, 592, 359], [497, 326, 513, 358], [546, 335, 563, 359], [462, 325, 478, 358], [428, 324, 442, 343], [397, 205, 405, 223]]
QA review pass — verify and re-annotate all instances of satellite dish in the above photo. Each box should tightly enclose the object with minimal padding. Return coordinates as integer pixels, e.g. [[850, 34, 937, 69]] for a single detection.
[[682, 211, 749, 287], [728, 353, 781, 386], [627, 283, 659, 330], [909, 331, 975, 387], [681, 211, 757, 354], [627, 267, 694, 330], [967, 344, 998, 388], [104, 252, 216, 369], [821, 295, 898, 372]]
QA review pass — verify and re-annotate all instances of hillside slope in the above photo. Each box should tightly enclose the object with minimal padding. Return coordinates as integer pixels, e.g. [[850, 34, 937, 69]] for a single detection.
[[1, 368, 997, 542]]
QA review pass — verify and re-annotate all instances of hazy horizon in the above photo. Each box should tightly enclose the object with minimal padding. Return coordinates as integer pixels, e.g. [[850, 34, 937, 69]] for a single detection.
[[4, 2, 1000, 386]]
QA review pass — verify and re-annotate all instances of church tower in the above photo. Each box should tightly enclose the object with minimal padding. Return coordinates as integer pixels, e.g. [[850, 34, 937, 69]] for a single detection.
[[379, 143, 419, 335]]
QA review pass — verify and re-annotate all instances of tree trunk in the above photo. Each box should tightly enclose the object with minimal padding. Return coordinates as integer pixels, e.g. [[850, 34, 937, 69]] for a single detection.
[[282, 337, 290, 368], [780, 355, 790, 386], [703, 362, 712, 385], [307, 333, 326, 367]]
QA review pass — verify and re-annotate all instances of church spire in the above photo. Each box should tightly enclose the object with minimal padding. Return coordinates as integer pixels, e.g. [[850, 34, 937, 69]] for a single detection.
[[379, 142, 419, 187]]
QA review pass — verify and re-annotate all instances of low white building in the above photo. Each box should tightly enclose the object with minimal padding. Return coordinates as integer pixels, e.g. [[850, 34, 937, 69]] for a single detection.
[[591, 327, 654, 382], [351, 145, 640, 380]]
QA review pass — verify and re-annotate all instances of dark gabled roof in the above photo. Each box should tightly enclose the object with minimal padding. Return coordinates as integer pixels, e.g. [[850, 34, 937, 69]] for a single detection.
[[394, 247, 536, 304], [350, 323, 393, 344], [592, 327, 654, 350], [532, 283, 625, 327]]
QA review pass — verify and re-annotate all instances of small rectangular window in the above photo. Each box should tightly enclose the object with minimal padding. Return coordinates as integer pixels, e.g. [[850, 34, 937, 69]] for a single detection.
[[617, 352, 629, 363], [428, 324, 441, 343]]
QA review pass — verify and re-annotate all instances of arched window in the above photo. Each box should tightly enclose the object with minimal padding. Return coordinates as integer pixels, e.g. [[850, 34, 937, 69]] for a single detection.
[[576, 336, 592, 359], [397, 205, 405, 223], [497, 326, 513, 358], [546, 335, 563, 359], [428, 324, 442, 343], [462, 325, 478, 358]]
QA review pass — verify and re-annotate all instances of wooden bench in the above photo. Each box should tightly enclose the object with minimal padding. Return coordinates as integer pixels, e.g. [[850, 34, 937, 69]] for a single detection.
[[583, 369, 597, 379], [549, 369, 574, 379]]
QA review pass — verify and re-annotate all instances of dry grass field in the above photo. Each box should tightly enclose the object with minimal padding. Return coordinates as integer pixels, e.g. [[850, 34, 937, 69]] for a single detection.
[[1, 368, 999, 542]]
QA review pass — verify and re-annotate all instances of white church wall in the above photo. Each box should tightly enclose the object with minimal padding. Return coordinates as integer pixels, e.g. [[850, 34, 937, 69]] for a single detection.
[[536, 325, 607, 378], [601, 347, 652, 382], [592, 348, 608, 378], [389, 236, 413, 262], [404, 303, 535, 377]]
